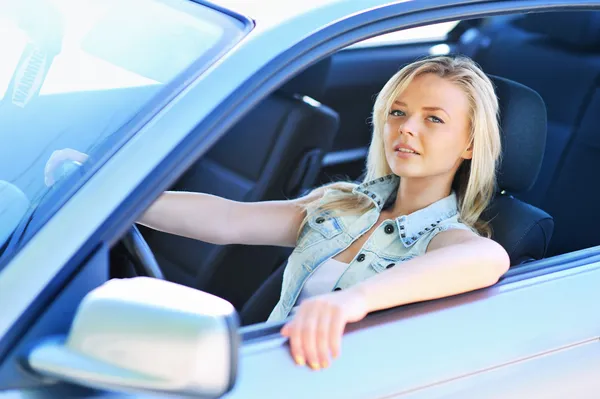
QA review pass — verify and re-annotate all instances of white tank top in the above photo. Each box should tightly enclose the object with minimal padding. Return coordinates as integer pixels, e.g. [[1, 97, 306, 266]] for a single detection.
[[293, 258, 349, 308]]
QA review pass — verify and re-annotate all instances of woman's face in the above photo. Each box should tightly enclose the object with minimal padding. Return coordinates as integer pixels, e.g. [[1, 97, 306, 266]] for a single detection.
[[383, 73, 472, 181]]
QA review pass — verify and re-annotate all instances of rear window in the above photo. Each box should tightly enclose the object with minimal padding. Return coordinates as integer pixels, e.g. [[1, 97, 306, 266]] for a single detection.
[[0, 0, 249, 263], [346, 21, 460, 49]]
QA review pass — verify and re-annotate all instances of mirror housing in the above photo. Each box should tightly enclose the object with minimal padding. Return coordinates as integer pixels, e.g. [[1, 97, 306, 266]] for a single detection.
[[27, 277, 239, 397]]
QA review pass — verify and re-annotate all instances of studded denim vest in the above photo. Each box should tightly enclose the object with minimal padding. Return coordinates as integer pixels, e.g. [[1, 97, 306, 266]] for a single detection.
[[267, 174, 474, 323]]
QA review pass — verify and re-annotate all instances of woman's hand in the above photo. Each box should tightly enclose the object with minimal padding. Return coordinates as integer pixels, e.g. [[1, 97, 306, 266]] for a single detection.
[[280, 288, 369, 371], [44, 148, 89, 187]]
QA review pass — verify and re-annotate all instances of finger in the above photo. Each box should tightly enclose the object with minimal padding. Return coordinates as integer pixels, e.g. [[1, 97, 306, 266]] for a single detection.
[[44, 159, 58, 187], [300, 307, 321, 371], [45, 162, 59, 186], [48, 150, 60, 161], [49, 150, 64, 164], [44, 152, 57, 172], [280, 323, 290, 337], [315, 307, 332, 368], [44, 151, 65, 186], [64, 148, 89, 164], [44, 173, 54, 187], [329, 308, 346, 359], [288, 319, 305, 367]]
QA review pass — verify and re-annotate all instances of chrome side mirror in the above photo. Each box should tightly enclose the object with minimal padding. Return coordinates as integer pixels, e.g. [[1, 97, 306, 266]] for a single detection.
[[27, 277, 239, 397]]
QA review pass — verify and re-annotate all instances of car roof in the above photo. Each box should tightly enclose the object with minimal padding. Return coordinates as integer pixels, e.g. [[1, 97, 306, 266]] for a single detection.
[[213, 0, 373, 21], [211, 0, 487, 29]]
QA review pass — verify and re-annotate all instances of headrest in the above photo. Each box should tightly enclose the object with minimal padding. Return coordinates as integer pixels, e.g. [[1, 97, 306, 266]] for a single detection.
[[490, 75, 547, 193], [514, 11, 600, 50], [278, 57, 332, 100]]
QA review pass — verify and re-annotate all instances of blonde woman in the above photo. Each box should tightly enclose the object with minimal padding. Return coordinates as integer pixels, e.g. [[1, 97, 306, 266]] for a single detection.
[[49, 55, 510, 371]]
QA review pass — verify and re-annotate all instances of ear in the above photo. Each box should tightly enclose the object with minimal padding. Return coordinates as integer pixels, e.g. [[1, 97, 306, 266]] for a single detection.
[[461, 140, 473, 160]]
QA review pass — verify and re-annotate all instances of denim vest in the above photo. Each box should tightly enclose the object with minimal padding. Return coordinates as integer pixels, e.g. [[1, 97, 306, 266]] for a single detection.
[[267, 174, 473, 322]]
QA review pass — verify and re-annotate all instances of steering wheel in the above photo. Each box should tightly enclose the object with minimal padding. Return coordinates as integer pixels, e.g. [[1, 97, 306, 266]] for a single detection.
[[121, 226, 165, 280]]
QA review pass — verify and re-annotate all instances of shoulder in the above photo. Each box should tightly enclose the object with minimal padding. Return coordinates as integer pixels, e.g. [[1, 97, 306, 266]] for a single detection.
[[435, 215, 477, 235], [425, 216, 480, 252], [319, 181, 359, 198], [296, 181, 359, 210], [406, 214, 478, 254]]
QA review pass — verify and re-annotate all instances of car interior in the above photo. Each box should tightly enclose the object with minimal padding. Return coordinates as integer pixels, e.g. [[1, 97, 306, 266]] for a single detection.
[[120, 10, 600, 326]]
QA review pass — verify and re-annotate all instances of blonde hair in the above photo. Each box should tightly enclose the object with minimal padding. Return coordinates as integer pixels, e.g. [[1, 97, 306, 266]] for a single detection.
[[300, 55, 501, 237]]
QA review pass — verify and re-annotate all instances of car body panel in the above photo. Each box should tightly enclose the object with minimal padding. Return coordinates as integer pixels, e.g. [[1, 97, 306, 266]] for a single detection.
[[226, 263, 600, 398]]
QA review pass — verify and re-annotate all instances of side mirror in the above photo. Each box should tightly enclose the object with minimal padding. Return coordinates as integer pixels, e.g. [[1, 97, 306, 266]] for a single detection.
[[26, 277, 239, 397]]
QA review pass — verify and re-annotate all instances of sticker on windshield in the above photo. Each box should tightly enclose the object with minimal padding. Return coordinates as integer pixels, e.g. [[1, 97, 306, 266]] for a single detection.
[[11, 43, 49, 108]]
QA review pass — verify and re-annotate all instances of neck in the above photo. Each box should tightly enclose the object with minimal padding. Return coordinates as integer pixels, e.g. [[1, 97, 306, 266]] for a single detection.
[[389, 174, 454, 217]]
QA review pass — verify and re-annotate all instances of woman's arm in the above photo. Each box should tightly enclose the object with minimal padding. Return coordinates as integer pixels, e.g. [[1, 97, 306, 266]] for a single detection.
[[137, 187, 327, 247], [281, 231, 510, 370], [350, 230, 510, 313], [44, 148, 328, 247]]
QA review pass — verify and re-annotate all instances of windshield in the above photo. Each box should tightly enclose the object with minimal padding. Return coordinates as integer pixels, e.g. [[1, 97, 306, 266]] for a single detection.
[[0, 0, 248, 261]]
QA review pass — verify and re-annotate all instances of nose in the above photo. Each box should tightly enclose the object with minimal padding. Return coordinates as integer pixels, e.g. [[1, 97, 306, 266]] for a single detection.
[[398, 115, 418, 136]]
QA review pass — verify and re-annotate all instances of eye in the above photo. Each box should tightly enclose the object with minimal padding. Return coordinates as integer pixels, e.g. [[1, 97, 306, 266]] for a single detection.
[[389, 109, 405, 117], [427, 115, 444, 124]]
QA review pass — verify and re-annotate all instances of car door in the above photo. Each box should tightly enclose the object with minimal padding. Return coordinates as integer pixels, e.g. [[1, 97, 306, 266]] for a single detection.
[[2, 1, 600, 398]]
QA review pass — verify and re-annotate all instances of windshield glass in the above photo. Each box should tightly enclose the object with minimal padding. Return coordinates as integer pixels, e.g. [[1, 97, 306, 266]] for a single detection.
[[0, 0, 248, 261]]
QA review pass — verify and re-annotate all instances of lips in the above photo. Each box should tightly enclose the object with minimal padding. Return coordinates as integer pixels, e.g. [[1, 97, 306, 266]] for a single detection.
[[394, 144, 420, 155]]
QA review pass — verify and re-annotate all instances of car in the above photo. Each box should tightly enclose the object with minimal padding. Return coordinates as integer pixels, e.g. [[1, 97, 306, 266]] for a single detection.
[[2, 0, 600, 397]]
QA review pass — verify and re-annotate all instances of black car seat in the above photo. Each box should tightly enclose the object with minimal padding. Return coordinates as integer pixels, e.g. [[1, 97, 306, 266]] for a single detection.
[[140, 58, 340, 310], [463, 11, 600, 255], [239, 75, 553, 326], [483, 76, 553, 265]]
